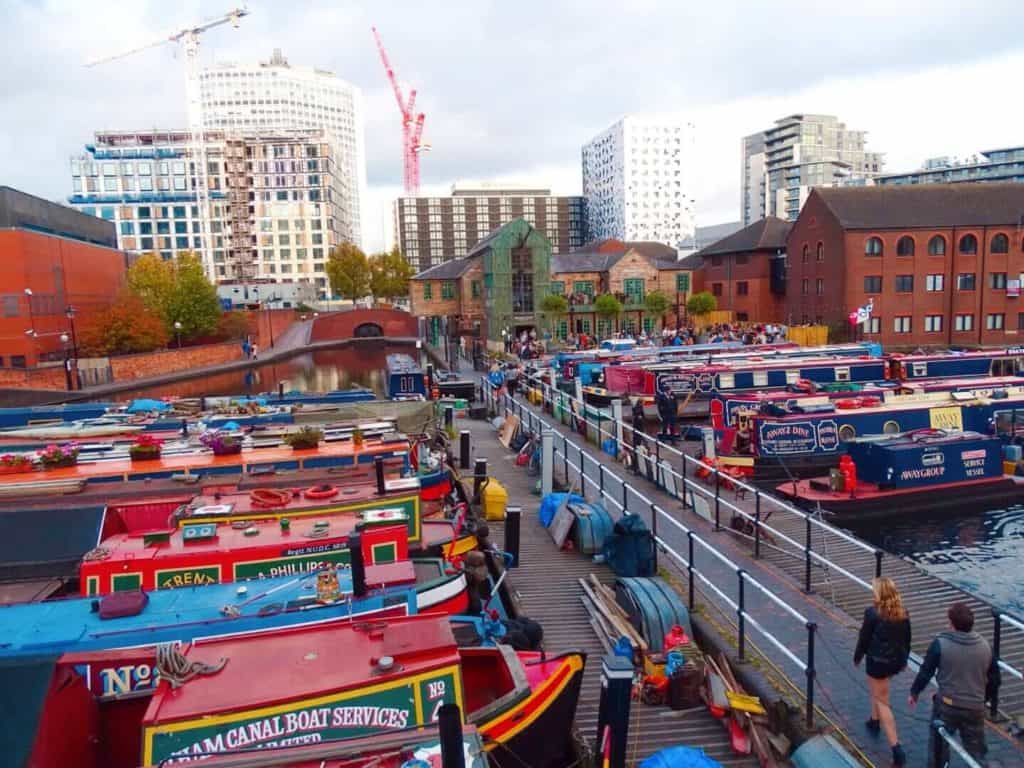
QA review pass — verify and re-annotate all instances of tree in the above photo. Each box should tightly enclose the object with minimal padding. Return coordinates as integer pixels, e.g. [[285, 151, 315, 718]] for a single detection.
[[540, 293, 568, 334], [214, 311, 252, 341], [594, 293, 623, 336], [644, 289, 672, 329], [126, 253, 174, 319], [165, 253, 222, 339], [686, 291, 718, 318], [326, 242, 371, 300], [369, 246, 416, 301], [79, 291, 169, 356]]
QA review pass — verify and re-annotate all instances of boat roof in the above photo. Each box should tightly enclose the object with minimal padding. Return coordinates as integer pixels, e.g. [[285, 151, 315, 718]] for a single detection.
[[385, 354, 423, 374], [188, 477, 421, 516], [641, 353, 882, 374], [720, 375, 1024, 404], [849, 429, 992, 449], [891, 347, 1024, 362], [144, 616, 457, 723], [757, 386, 1024, 421], [0, 654, 59, 765]]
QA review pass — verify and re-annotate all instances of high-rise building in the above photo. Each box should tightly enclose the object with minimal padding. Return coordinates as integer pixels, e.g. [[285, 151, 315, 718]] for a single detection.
[[877, 146, 1024, 187], [199, 49, 366, 247], [68, 129, 344, 298], [393, 182, 585, 273], [741, 114, 884, 225], [581, 116, 696, 248]]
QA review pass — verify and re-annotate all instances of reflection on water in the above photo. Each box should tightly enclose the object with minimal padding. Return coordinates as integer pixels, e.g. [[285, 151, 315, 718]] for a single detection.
[[845, 504, 1024, 614], [111, 344, 419, 401]]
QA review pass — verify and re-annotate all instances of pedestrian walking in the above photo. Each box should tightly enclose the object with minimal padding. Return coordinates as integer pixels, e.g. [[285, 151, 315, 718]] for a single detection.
[[909, 601, 1000, 768], [631, 397, 646, 435], [854, 577, 911, 766], [655, 383, 677, 437], [251, 342, 259, 360]]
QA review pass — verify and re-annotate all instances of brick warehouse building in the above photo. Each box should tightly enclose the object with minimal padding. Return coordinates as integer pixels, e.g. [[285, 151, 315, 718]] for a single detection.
[[694, 216, 789, 322], [787, 184, 1024, 347], [0, 186, 126, 369]]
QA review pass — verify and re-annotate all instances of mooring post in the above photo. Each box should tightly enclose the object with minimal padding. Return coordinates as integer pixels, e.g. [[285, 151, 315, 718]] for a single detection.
[[459, 430, 470, 470], [473, 458, 487, 503], [374, 456, 385, 496], [445, 406, 454, 432], [426, 363, 435, 391], [437, 703, 465, 768], [505, 506, 521, 568], [596, 654, 633, 768], [874, 549, 884, 579]]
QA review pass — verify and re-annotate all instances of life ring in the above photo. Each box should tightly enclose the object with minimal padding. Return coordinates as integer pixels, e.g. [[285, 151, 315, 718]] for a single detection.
[[835, 399, 861, 409], [250, 488, 292, 508], [303, 484, 339, 500], [859, 396, 881, 407]]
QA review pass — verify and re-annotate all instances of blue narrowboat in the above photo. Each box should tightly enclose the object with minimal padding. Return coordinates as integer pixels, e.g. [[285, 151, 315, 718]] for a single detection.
[[385, 353, 427, 400]]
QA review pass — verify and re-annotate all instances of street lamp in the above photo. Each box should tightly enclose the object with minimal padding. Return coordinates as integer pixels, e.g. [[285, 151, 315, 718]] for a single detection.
[[60, 333, 73, 391], [174, 321, 183, 349], [65, 306, 79, 389]]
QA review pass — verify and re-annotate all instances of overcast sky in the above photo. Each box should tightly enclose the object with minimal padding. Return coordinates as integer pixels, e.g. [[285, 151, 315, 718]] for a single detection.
[[4, 0, 1024, 251]]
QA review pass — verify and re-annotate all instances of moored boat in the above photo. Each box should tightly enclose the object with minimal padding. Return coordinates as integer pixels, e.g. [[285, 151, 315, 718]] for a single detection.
[[386, 353, 428, 400]]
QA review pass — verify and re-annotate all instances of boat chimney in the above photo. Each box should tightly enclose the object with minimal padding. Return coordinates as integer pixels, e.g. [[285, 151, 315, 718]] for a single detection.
[[374, 456, 386, 496], [349, 532, 367, 597], [438, 703, 465, 768]]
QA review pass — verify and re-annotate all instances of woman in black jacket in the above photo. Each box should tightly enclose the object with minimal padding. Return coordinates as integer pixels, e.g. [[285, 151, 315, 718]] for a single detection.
[[854, 577, 911, 766]]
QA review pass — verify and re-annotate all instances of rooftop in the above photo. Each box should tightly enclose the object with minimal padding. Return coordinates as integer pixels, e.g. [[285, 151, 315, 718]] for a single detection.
[[694, 216, 791, 257], [812, 183, 1024, 228]]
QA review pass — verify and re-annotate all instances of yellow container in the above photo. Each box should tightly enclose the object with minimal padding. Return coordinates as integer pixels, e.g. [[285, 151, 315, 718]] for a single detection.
[[482, 479, 509, 521], [528, 388, 543, 405], [1003, 460, 1017, 476]]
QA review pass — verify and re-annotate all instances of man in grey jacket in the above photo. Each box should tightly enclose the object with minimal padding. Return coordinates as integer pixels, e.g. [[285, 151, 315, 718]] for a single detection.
[[909, 602, 1000, 767]]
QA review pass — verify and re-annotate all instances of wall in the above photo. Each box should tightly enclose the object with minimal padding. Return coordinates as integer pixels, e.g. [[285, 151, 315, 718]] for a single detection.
[[109, 342, 241, 381], [785, 193, 847, 330], [702, 250, 784, 322], [251, 309, 300, 349], [308, 308, 418, 342]]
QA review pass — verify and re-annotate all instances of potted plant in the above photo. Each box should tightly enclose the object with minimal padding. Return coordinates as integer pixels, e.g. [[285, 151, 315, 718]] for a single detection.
[[351, 426, 364, 449], [199, 430, 242, 456], [0, 453, 34, 475], [129, 434, 164, 461], [38, 442, 79, 469], [283, 426, 323, 451]]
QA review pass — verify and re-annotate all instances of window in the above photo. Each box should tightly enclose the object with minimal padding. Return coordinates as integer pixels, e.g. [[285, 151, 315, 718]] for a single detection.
[[928, 235, 946, 256], [573, 281, 594, 297], [991, 233, 1010, 254], [174, 221, 187, 234], [175, 236, 189, 249], [957, 273, 976, 291], [893, 316, 912, 334], [986, 313, 1005, 330], [866, 317, 881, 334], [815, 278, 824, 295], [863, 275, 882, 293], [623, 278, 645, 302], [990, 272, 1007, 289], [835, 366, 851, 382], [423, 283, 432, 300], [894, 275, 914, 292], [896, 236, 915, 256], [676, 273, 690, 292], [816, 242, 824, 261], [924, 315, 943, 332], [864, 237, 883, 256], [157, 221, 169, 235], [925, 274, 944, 292], [511, 246, 535, 312], [471, 280, 480, 299], [801, 278, 809, 295], [550, 281, 565, 295], [801, 244, 809, 263], [712, 282, 723, 296], [736, 281, 749, 296], [959, 234, 978, 254], [954, 314, 974, 331]]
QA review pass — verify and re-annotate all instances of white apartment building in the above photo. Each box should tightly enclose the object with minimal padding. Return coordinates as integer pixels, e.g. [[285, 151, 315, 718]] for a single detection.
[[199, 49, 366, 247], [581, 116, 696, 248], [68, 129, 343, 298]]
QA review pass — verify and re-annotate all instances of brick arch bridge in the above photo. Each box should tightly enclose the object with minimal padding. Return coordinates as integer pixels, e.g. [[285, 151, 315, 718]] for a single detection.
[[308, 308, 418, 343]]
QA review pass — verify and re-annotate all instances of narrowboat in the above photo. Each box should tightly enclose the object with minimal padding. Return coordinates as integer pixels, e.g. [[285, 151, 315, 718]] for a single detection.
[[386, 353, 428, 400], [15, 615, 584, 768], [777, 431, 1022, 518]]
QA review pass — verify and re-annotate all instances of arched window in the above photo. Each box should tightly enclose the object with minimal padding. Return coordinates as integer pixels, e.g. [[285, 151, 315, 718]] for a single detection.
[[864, 237, 883, 257], [959, 234, 978, 254], [801, 244, 809, 263], [816, 242, 824, 261], [927, 235, 946, 256], [991, 233, 1009, 254], [896, 236, 915, 256]]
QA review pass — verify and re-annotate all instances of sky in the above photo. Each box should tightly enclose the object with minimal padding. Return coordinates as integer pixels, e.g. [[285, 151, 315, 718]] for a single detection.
[[3, 0, 1024, 252]]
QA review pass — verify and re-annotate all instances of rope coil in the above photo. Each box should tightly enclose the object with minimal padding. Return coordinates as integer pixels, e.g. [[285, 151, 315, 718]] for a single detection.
[[156, 642, 228, 689]]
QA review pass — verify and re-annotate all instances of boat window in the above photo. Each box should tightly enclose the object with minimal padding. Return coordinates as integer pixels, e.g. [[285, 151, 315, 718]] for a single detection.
[[991, 357, 1016, 377], [719, 373, 735, 389], [839, 424, 857, 442], [835, 366, 850, 382], [753, 371, 768, 387], [785, 370, 800, 384], [883, 420, 900, 434], [912, 363, 928, 377]]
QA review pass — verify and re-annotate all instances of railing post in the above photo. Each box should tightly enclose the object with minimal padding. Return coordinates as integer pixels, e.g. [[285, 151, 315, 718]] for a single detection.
[[599, 463, 605, 494], [874, 549, 884, 579], [650, 502, 658, 573], [681, 453, 689, 509], [991, 610, 1002, 718], [654, 440, 661, 489], [805, 622, 817, 730], [804, 513, 813, 593], [737, 569, 746, 661], [753, 491, 762, 559], [713, 469, 721, 532], [687, 531, 695, 611]]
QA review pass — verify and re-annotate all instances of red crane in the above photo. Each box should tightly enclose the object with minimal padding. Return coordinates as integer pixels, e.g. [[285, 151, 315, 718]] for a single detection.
[[372, 26, 429, 196]]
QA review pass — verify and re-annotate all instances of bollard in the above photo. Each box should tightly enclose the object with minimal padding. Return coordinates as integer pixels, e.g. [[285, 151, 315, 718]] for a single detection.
[[437, 703, 464, 768], [459, 430, 470, 470], [349, 532, 366, 597], [278, 382, 285, 401], [874, 549, 884, 579], [427, 363, 435, 390], [374, 456, 386, 496], [596, 654, 633, 768], [445, 406, 454, 431], [505, 506, 521, 568], [473, 458, 488, 502]]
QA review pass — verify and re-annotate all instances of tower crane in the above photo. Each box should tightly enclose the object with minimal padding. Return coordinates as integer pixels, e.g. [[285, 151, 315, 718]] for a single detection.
[[371, 26, 429, 196], [86, 8, 249, 272]]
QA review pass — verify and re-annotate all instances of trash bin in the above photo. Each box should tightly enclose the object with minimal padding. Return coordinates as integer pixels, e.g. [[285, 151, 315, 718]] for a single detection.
[[483, 479, 509, 521]]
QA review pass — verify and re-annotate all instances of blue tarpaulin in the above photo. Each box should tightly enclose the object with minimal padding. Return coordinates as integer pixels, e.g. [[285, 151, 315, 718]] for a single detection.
[[638, 746, 723, 768], [126, 399, 170, 413], [538, 492, 584, 527]]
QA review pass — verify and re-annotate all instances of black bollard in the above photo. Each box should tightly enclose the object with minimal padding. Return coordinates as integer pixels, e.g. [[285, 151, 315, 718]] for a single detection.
[[504, 506, 521, 567], [472, 458, 487, 501], [426, 364, 435, 390], [445, 406, 454, 430], [349, 532, 366, 597], [278, 382, 284, 401], [437, 703, 465, 768], [459, 430, 470, 469], [374, 456, 386, 496], [180, 418, 188, 437], [596, 654, 633, 768]]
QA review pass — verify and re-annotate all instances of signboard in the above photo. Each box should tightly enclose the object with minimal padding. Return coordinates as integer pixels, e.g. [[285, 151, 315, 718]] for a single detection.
[[816, 420, 839, 452], [655, 373, 694, 394], [929, 406, 963, 431], [757, 421, 818, 455], [232, 547, 351, 580], [154, 566, 221, 590]]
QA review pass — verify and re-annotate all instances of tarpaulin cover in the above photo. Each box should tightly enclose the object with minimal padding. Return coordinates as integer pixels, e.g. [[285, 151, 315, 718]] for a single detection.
[[0, 655, 58, 767], [126, 398, 170, 413], [638, 746, 723, 768], [0, 505, 105, 582], [538, 492, 584, 528], [604, 366, 648, 395], [291, 400, 436, 435]]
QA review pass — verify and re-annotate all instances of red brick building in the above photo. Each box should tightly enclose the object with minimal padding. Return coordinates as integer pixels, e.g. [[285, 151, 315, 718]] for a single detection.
[[694, 217, 789, 322], [0, 186, 126, 370], [787, 183, 1024, 347]]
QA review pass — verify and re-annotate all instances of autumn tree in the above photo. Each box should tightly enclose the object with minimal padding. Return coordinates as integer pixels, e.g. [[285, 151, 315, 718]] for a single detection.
[[369, 246, 416, 301], [79, 291, 169, 356], [326, 242, 371, 300], [126, 253, 174, 319]]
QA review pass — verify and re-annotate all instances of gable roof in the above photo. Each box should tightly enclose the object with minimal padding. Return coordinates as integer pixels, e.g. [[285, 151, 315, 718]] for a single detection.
[[694, 216, 791, 257], [552, 239, 680, 274], [551, 250, 624, 273], [812, 183, 1024, 229], [411, 256, 476, 281]]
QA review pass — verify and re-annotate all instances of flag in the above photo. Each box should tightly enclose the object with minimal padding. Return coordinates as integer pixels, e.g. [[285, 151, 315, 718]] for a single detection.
[[848, 298, 874, 326]]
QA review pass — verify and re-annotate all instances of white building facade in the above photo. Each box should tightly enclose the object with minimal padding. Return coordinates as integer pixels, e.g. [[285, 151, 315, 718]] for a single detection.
[[581, 116, 696, 248], [199, 49, 366, 248]]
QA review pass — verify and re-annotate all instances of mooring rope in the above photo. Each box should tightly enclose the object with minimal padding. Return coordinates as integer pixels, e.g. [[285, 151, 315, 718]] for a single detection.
[[156, 642, 228, 689]]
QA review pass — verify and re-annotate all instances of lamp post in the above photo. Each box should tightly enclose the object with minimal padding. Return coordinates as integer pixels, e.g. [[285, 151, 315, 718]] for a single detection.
[[174, 321, 183, 349], [65, 306, 79, 389], [60, 333, 73, 391]]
